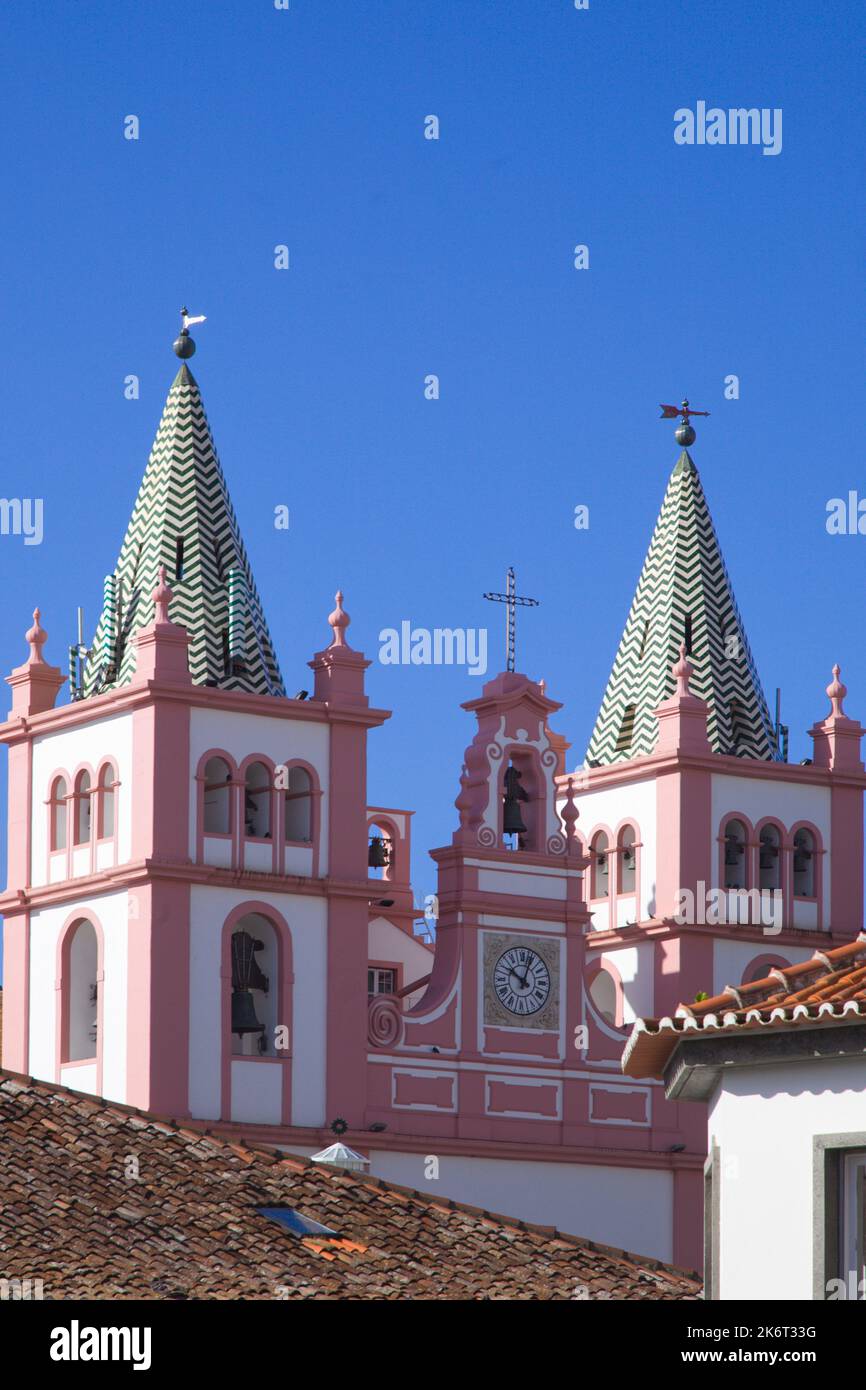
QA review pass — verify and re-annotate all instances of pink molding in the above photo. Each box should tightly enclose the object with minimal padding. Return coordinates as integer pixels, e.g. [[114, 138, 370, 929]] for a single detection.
[[194, 748, 237, 867], [717, 811, 755, 892], [588, 823, 614, 902], [279, 757, 321, 877], [238, 752, 279, 874], [1, 911, 29, 1072], [739, 952, 791, 986]]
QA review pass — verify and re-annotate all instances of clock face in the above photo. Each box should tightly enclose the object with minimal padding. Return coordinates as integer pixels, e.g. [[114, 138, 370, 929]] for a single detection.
[[493, 945, 551, 1017]]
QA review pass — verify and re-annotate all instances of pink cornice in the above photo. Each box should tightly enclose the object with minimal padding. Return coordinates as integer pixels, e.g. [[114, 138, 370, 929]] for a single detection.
[[0, 678, 392, 747], [0, 858, 378, 918]]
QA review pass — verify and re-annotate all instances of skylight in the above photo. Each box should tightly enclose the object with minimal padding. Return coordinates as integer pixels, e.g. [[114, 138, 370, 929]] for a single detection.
[[256, 1207, 338, 1238]]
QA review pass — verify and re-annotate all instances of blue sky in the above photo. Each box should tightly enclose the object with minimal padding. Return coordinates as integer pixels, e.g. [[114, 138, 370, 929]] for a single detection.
[[0, 0, 864, 929]]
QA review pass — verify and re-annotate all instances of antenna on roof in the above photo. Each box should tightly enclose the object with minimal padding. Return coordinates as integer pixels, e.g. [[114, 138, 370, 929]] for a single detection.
[[774, 687, 789, 762], [68, 606, 90, 701]]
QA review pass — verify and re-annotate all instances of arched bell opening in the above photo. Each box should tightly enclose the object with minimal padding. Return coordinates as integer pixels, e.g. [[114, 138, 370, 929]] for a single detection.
[[368, 820, 395, 879], [229, 913, 278, 1057], [500, 750, 542, 852]]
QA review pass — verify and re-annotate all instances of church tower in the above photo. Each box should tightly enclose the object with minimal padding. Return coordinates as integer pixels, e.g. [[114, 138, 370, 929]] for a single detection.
[[558, 403, 866, 1025], [0, 324, 431, 1128]]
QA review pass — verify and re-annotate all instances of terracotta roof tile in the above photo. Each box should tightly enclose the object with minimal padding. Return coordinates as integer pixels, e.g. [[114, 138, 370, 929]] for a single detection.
[[0, 1067, 699, 1300], [624, 933, 866, 1078]]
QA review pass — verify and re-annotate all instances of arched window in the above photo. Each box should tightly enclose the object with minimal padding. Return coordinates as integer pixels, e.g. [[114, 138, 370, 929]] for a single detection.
[[73, 771, 91, 846], [723, 819, 747, 889], [793, 829, 816, 898], [244, 762, 272, 839], [591, 831, 609, 898], [618, 825, 636, 893], [589, 968, 618, 1025], [204, 757, 232, 834], [283, 766, 312, 843], [759, 824, 781, 891], [230, 913, 277, 1056], [64, 918, 98, 1062], [50, 777, 68, 851], [97, 763, 116, 839]]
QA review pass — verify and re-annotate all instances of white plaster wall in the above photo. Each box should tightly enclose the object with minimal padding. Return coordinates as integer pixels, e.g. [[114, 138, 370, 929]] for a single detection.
[[230, 1060, 283, 1124], [369, 1149, 674, 1262], [567, 778, 658, 921], [31, 712, 135, 887], [187, 884, 328, 1126], [368, 917, 433, 1006], [60, 1064, 97, 1092], [713, 938, 816, 996], [188, 706, 330, 875], [601, 943, 654, 1024], [709, 1056, 866, 1300], [28, 889, 130, 1103], [711, 773, 831, 923]]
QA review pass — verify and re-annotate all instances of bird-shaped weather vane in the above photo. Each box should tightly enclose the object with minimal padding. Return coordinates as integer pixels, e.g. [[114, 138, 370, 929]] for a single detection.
[[173, 306, 207, 359], [659, 398, 709, 447]]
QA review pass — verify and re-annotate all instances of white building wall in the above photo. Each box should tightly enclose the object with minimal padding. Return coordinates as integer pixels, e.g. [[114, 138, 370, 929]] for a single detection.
[[369, 1149, 674, 1263], [188, 706, 330, 875], [28, 889, 130, 1104], [709, 1056, 866, 1300], [187, 884, 328, 1127], [601, 942, 654, 1024], [31, 712, 135, 887], [565, 778, 658, 923], [368, 917, 433, 1007]]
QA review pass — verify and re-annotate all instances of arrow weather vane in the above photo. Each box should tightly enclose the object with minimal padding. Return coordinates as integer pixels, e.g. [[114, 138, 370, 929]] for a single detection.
[[659, 398, 709, 447], [483, 566, 539, 674]]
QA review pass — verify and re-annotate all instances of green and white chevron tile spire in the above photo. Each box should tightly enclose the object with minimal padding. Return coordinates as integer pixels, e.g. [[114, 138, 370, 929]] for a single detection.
[[82, 360, 285, 698], [585, 449, 778, 764]]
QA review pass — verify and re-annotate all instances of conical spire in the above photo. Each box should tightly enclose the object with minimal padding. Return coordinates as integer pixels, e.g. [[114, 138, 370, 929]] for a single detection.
[[82, 362, 284, 697], [585, 449, 778, 763]]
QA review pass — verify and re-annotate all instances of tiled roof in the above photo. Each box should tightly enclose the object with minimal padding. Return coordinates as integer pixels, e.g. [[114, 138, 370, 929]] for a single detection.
[[624, 933, 866, 1079], [0, 1070, 699, 1300]]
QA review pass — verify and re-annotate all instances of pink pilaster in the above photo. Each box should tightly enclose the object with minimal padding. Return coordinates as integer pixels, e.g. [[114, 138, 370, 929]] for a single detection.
[[309, 593, 381, 1126]]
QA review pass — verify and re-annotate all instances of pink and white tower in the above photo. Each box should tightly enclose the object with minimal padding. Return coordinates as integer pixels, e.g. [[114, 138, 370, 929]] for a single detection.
[[0, 327, 430, 1135]]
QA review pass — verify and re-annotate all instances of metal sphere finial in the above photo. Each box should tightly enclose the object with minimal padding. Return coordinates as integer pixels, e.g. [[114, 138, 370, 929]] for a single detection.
[[173, 305, 206, 358], [659, 396, 709, 448]]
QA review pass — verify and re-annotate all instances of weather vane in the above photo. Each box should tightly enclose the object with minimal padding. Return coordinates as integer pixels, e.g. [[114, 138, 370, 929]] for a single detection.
[[483, 566, 539, 674], [173, 306, 207, 359], [659, 398, 709, 447]]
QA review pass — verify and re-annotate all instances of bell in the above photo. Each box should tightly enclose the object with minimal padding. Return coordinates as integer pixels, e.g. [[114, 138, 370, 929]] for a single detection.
[[502, 764, 528, 835], [368, 835, 389, 869], [231, 988, 265, 1036], [231, 930, 269, 995]]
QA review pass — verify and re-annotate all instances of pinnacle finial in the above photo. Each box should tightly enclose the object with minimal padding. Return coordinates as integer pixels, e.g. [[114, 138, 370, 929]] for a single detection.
[[827, 663, 848, 718], [672, 640, 692, 696], [173, 306, 206, 359], [328, 589, 351, 648], [25, 607, 47, 665], [152, 565, 174, 624]]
